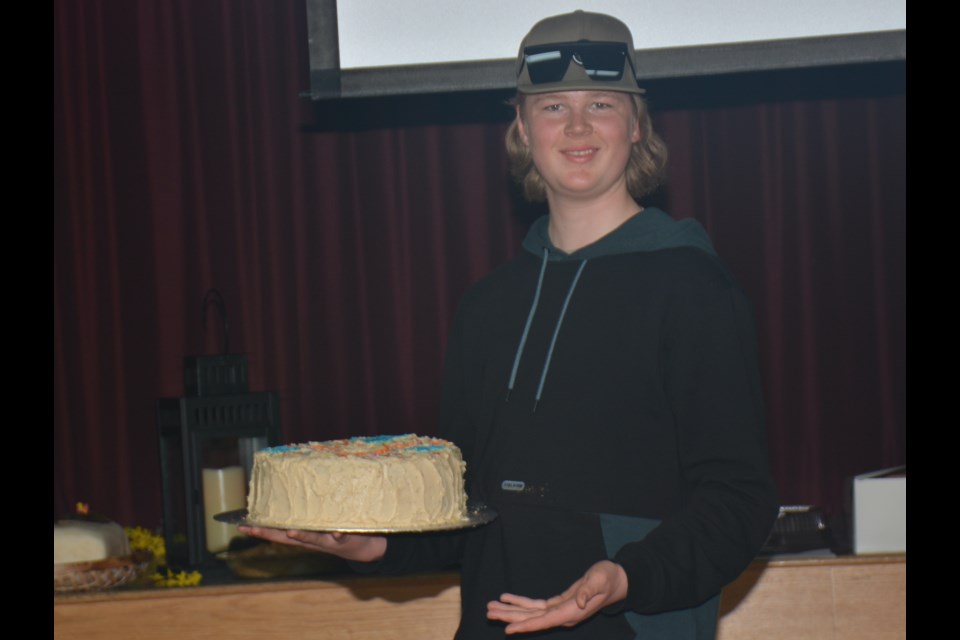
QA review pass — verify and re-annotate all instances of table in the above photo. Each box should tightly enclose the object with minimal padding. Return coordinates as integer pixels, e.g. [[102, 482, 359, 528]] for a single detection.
[[54, 555, 905, 639]]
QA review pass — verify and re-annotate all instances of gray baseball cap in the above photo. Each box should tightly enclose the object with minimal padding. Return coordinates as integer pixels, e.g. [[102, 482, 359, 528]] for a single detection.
[[516, 10, 644, 95]]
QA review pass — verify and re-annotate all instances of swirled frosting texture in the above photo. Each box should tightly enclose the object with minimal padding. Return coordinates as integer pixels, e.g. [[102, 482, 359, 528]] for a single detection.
[[246, 434, 467, 529]]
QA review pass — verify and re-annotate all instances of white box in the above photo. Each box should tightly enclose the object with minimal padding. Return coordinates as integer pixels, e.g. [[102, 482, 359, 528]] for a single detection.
[[853, 466, 906, 554]]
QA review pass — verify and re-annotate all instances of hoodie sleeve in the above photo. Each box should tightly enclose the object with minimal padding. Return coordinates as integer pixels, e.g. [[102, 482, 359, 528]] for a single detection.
[[613, 262, 778, 613], [364, 528, 467, 576]]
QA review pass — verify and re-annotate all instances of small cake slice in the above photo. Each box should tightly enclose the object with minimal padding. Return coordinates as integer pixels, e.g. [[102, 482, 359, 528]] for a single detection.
[[54, 520, 131, 564]]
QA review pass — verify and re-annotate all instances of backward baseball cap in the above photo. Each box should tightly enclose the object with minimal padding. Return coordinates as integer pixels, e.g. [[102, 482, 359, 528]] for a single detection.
[[516, 10, 644, 95]]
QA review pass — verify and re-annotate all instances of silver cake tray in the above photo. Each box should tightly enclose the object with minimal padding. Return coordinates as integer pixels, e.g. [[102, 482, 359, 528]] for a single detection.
[[215, 501, 497, 534]]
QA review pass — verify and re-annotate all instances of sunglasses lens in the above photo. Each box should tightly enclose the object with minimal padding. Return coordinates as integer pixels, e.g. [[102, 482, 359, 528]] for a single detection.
[[524, 49, 570, 84], [522, 43, 628, 84], [579, 47, 626, 80]]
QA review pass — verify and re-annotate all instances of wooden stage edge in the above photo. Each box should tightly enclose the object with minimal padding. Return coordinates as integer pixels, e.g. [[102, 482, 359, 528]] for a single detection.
[[54, 555, 905, 640]]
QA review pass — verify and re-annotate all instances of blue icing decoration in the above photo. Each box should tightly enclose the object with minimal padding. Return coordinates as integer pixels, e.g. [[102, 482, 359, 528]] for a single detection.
[[359, 435, 398, 443], [354, 434, 415, 444], [261, 444, 300, 454], [410, 445, 444, 452]]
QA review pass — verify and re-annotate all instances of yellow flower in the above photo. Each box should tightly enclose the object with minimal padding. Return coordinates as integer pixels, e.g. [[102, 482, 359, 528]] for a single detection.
[[151, 569, 203, 588], [125, 526, 167, 563]]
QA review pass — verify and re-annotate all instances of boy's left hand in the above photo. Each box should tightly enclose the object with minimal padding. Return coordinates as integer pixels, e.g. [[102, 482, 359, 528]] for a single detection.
[[485, 560, 628, 634]]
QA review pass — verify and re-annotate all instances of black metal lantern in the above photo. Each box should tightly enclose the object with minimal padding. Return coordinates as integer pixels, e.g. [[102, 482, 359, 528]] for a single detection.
[[156, 292, 280, 566]]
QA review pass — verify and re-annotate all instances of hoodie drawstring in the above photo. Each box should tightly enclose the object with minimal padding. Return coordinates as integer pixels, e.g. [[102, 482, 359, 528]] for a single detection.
[[506, 247, 588, 411], [506, 249, 548, 400]]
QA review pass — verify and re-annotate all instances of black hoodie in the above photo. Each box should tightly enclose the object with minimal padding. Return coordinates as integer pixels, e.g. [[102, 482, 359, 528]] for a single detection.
[[376, 209, 777, 639]]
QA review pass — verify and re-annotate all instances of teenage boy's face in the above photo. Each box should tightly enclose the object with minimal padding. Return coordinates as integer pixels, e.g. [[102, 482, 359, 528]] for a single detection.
[[517, 90, 640, 203]]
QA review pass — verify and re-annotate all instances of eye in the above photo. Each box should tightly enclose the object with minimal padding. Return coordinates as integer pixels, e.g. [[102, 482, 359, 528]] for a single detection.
[[592, 101, 613, 110], [543, 103, 564, 112]]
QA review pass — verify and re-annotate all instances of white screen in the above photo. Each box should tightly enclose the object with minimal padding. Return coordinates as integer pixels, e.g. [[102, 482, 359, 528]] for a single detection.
[[337, 0, 905, 70]]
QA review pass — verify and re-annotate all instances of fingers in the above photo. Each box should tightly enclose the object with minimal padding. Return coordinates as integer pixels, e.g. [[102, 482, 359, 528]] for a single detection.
[[497, 593, 548, 609], [485, 562, 629, 634], [486, 603, 539, 624], [238, 525, 335, 552], [487, 591, 591, 633], [499, 598, 588, 634], [237, 525, 385, 561], [486, 593, 547, 623], [237, 525, 294, 545], [486, 595, 553, 628], [285, 529, 332, 546]]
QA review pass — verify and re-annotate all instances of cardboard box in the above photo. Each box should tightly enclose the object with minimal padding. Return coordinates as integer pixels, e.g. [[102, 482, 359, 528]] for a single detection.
[[853, 466, 906, 554]]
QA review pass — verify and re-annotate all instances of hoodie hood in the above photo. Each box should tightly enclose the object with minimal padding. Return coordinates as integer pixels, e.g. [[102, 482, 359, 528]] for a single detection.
[[521, 208, 716, 260], [508, 208, 717, 410]]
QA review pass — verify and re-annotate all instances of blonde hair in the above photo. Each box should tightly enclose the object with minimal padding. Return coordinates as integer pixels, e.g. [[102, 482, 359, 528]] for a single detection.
[[505, 94, 668, 202]]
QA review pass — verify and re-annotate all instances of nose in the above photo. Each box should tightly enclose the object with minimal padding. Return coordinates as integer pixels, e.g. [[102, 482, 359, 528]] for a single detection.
[[565, 109, 592, 136]]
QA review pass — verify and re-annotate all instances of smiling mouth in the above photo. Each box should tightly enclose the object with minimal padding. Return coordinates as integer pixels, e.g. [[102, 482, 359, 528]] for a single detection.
[[562, 148, 598, 159]]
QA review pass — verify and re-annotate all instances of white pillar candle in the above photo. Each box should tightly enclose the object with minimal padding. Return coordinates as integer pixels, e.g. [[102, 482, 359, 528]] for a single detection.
[[202, 466, 246, 553]]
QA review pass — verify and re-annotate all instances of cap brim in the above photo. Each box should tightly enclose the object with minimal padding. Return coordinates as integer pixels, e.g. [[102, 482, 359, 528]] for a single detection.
[[517, 80, 645, 95]]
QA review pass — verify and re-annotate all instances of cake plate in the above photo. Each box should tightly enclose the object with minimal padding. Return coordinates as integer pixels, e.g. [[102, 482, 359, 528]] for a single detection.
[[216, 501, 497, 534]]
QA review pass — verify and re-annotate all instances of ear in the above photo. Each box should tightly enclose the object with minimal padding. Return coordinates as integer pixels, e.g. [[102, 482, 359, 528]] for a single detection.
[[628, 96, 643, 144], [515, 105, 530, 146], [630, 116, 642, 144]]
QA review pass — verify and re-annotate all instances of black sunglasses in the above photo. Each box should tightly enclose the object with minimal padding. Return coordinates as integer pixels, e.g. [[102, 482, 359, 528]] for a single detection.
[[520, 41, 637, 84]]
